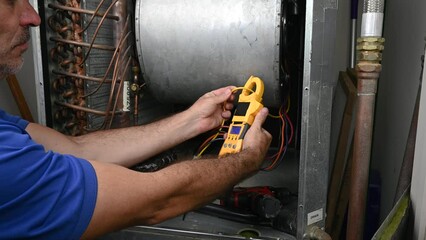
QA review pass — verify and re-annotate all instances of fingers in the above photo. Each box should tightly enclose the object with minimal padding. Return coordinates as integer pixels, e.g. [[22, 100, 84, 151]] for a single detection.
[[223, 102, 234, 111], [207, 88, 232, 106], [221, 110, 232, 119], [203, 86, 236, 103], [210, 86, 236, 96], [205, 86, 231, 98], [250, 107, 272, 147], [252, 108, 269, 129], [240, 107, 271, 168]]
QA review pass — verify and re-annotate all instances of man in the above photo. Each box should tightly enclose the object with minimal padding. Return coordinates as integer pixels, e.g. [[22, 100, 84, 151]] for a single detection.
[[0, 0, 272, 239]]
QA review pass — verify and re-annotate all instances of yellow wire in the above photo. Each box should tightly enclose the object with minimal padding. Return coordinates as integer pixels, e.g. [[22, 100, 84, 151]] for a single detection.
[[197, 138, 215, 157], [269, 95, 291, 118]]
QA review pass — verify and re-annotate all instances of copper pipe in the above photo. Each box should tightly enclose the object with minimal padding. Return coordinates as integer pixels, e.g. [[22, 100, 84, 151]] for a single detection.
[[80, 0, 120, 65], [111, 0, 131, 128], [132, 65, 142, 126], [50, 37, 115, 51], [52, 70, 113, 83], [346, 0, 385, 231], [347, 72, 379, 240], [55, 101, 114, 116], [77, 0, 108, 33], [104, 44, 132, 128], [108, 56, 132, 129], [82, 26, 132, 98], [347, 37, 384, 240], [48, 0, 130, 134], [48, 3, 120, 21]]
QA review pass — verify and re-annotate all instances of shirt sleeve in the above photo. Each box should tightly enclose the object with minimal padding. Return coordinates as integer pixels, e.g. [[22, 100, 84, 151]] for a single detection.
[[0, 109, 98, 240], [0, 108, 29, 129]]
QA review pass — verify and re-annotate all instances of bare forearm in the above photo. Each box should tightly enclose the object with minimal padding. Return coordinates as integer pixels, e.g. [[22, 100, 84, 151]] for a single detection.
[[82, 149, 262, 239], [26, 110, 197, 167], [72, 110, 197, 167], [146, 151, 259, 223]]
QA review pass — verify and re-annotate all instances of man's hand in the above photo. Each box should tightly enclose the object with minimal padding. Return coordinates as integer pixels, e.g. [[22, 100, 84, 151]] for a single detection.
[[187, 86, 236, 134], [241, 107, 272, 169]]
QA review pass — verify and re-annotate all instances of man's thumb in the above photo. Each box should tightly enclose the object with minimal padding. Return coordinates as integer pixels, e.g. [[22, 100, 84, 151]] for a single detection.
[[252, 107, 269, 128]]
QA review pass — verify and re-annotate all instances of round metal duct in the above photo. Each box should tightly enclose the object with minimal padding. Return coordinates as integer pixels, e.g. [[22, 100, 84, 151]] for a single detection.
[[135, 0, 283, 107]]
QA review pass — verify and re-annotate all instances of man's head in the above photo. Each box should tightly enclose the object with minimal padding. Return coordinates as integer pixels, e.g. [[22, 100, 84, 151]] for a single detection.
[[0, 0, 40, 79]]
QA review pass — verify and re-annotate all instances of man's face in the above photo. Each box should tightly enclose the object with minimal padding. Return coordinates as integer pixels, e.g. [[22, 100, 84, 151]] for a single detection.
[[0, 0, 40, 78]]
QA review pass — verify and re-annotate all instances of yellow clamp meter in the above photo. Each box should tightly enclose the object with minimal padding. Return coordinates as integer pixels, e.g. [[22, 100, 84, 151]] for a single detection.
[[219, 76, 265, 157]]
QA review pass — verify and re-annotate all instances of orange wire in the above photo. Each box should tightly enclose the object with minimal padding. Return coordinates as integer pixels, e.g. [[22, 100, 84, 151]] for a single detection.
[[264, 106, 286, 170]]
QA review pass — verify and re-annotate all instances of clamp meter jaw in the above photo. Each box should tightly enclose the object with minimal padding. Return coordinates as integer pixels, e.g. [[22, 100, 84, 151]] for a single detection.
[[219, 76, 265, 157]]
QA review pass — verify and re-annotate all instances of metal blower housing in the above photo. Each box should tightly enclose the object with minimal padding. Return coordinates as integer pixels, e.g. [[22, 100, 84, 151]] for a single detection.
[[135, 0, 284, 107]]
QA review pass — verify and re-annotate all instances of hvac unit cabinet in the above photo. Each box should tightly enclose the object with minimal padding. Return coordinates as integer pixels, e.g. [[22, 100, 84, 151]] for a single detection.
[[32, 0, 338, 238]]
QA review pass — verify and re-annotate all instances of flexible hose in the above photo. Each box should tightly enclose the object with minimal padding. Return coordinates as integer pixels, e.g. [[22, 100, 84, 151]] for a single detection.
[[361, 0, 385, 37]]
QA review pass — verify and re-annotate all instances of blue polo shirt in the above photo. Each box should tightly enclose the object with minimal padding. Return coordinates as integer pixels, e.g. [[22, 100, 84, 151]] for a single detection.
[[0, 109, 98, 239]]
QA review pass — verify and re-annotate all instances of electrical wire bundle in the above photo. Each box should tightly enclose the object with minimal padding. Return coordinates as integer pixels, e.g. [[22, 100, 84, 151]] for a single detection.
[[261, 100, 294, 171], [194, 126, 227, 158]]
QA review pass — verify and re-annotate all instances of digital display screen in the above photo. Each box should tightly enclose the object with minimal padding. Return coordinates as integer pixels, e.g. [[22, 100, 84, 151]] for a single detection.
[[230, 126, 241, 135]]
